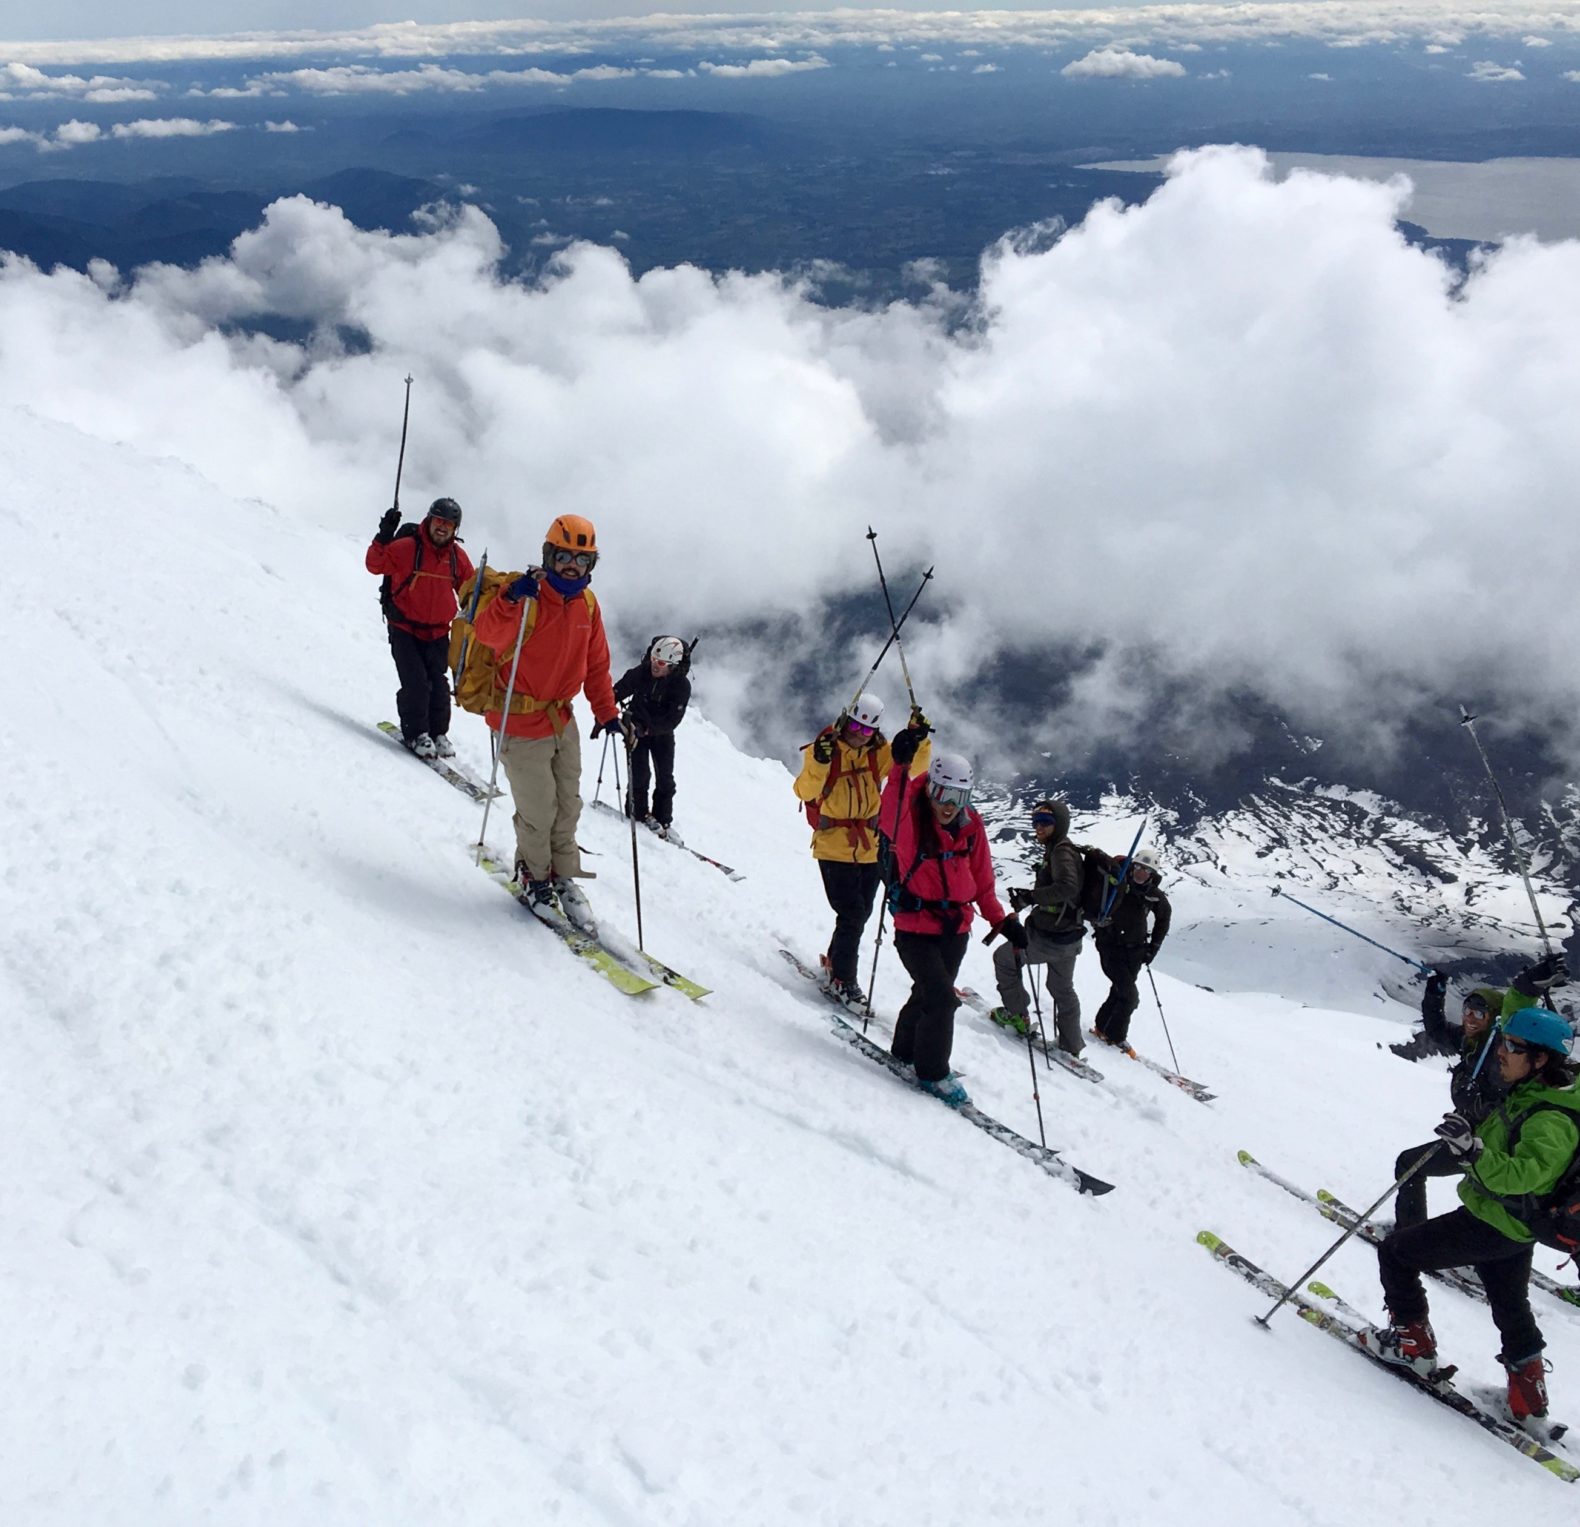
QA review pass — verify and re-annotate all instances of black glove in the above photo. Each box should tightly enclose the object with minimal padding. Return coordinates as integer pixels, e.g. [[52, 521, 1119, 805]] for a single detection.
[[1143, 943, 1161, 965], [590, 715, 627, 739], [889, 725, 924, 767], [812, 732, 835, 765], [1527, 952, 1569, 990], [1009, 886, 1035, 911], [505, 572, 539, 603], [376, 507, 401, 543], [1425, 969, 1447, 995], [1433, 1112, 1483, 1162], [908, 704, 931, 737], [998, 916, 1029, 951]]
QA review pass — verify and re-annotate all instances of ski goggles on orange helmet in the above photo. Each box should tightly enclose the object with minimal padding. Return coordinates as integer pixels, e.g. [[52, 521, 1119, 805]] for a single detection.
[[546, 546, 597, 572]]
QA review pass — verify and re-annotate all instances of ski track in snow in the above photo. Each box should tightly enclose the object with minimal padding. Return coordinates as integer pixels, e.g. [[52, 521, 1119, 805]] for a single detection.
[[5, 404, 1579, 1522]]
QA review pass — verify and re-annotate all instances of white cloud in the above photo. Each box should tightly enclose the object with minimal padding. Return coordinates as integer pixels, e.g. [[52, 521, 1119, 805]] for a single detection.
[[264, 119, 303, 132], [241, 62, 639, 96], [695, 57, 830, 79], [1568, 70, 1580, 83], [1063, 48, 1188, 80], [111, 118, 237, 139], [0, 61, 164, 99], [50, 120, 102, 147], [0, 126, 41, 146], [1309, 71, 1333, 80], [972, 63, 1001, 74], [3, 148, 1578, 764], [1467, 59, 1525, 81], [1523, 35, 1552, 47], [1424, 44, 1452, 54]]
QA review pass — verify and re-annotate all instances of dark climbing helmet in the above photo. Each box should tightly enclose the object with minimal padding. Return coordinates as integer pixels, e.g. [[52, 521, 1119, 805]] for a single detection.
[[426, 497, 462, 525]]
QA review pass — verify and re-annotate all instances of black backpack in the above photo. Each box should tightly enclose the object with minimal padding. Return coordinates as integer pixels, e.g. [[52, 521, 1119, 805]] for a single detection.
[[1072, 843, 1115, 923], [379, 522, 459, 622], [1497, 1100, 1580, 1253]]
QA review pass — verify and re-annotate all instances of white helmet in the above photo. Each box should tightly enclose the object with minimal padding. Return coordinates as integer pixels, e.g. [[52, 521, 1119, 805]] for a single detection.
[[848, 694, 885, 731], [1132, 846, 1161, 873], [650, 636, 685, 672], [927, 752, 974, 811]]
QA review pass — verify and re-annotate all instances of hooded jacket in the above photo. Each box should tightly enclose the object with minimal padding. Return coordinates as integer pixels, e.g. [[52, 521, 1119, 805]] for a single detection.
[[1459, 1076, 1580, 1243]]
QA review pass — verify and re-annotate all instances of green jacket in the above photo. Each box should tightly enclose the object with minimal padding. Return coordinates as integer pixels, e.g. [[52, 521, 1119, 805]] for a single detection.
[[1459, 1076, 1580, 1242]]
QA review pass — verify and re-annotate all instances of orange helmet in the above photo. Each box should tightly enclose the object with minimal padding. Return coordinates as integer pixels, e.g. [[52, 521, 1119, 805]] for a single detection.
[[545, 514, 597, 554]]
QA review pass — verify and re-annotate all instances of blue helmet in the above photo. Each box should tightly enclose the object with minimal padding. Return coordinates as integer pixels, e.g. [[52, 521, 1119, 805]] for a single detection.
[[1502, 1006, 1576, 1058]]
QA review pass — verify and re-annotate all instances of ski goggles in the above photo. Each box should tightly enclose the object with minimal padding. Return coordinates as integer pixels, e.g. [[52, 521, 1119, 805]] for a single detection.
[[548, 548, 597, 572], [1031, 810, 1058, 828], [844, 718, 875, 738], [928, 781, 971, 811], [1503, 1037, 1536, 1055]]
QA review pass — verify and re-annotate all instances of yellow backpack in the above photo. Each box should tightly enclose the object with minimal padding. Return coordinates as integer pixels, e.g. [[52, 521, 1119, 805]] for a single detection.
[[449, 568, 597, 716]]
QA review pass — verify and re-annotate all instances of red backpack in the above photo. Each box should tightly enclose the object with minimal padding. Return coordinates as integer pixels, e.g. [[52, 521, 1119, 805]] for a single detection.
[[801, 727, 883, 829]]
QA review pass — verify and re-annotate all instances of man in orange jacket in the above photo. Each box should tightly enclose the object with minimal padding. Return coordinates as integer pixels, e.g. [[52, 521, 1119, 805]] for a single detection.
[[472, 514, 621, 921]]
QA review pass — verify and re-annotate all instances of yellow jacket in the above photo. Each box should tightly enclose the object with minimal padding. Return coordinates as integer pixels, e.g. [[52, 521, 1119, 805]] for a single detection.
[[794, 730, 931, 864]]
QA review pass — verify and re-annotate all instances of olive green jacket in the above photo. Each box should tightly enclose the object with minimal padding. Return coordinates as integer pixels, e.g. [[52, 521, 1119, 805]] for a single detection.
[[1459, 1077, 1580, 1242]]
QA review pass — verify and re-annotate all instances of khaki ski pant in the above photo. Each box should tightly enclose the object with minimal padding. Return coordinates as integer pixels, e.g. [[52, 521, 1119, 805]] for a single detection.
[[499, 727, 587, 883], [992, 929, 1085, 1055]]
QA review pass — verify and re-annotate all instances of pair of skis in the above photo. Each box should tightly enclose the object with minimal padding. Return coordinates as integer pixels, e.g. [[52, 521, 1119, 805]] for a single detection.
[[1238, 1149, 1580, 1313], [1198, 1230, 1577, 1483], [779, 950, 1113, 1197], [590, 799, 743, 880], [478, 855, 708, 1000], [1087, 1028, 1216, 1102], [954, 987, 1105, 1084], [377, 720, 500, 802]]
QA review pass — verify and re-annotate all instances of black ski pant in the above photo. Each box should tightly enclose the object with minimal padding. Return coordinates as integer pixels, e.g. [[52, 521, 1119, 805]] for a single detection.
[[891, 930, 969, 1084], [1377, 1206, 1542, 1364], [627, 734, 676, 825], [819, 859, 882, 986], [388, 626, 452, 743], [1094, 943, 1146, 1045], [1393, 1140, 1467, 1232]]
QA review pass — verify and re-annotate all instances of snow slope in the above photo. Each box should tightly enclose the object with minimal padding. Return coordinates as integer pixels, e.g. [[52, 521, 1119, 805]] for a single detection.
[[6, 401, 1579, 1524]]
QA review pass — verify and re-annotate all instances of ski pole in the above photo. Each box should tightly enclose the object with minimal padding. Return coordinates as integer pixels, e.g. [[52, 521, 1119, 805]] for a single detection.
[[1098, 820, 1147, 923], [864, 899, 888, 1034], [1027, 956, 1053, 1073], [1023, 985, 1048, 1149], [1268, 885, 1434, 973], [593, 730, 611, 808], [1145, 964, 1181, 1074], [475, 575, 536, 861], [848, 565, 934, 714], [1459, 706, 1554, 959], [1256, 1147, 1439, 1327], [866, 527, 920, 712], [391, 373, 414, 514], [619, 723, 645, 951]]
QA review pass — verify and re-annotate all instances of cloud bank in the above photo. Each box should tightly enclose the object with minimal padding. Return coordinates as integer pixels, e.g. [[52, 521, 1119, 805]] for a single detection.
[[1, 147, 1579, 773], [4, 4, 1578, 71]]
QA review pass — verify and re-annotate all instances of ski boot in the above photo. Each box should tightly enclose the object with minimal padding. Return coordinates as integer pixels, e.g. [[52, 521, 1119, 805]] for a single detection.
[[514, 862, 560, 915], [918, 1072, 971, 1109], [828, 977, 867, 1012], [409, 732, 438, 760], [551, 876, 597, 934], [1360, 1317, 1440, 1378], [1504, 1352, 1551, 1422], [432, 734, 456, 758], [986, 1005, 1033, 1037]]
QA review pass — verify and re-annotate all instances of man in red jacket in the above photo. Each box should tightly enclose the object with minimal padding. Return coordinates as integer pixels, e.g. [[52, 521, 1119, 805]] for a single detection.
[[472, 513, 621, 921], [365, 497, 474, 758], [879, 724, 1026, 1107]]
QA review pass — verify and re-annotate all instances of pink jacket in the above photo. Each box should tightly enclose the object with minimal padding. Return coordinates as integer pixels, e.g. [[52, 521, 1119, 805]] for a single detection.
[[879, 766, 1007, 936]]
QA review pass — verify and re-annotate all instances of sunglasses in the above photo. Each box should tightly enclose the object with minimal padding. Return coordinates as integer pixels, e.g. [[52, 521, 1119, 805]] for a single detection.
[[1031, 813, 1057, 827], [549, 549, 596, 571], [844, 719, 874, 737], [1503, 1037, 1534, 1055]]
